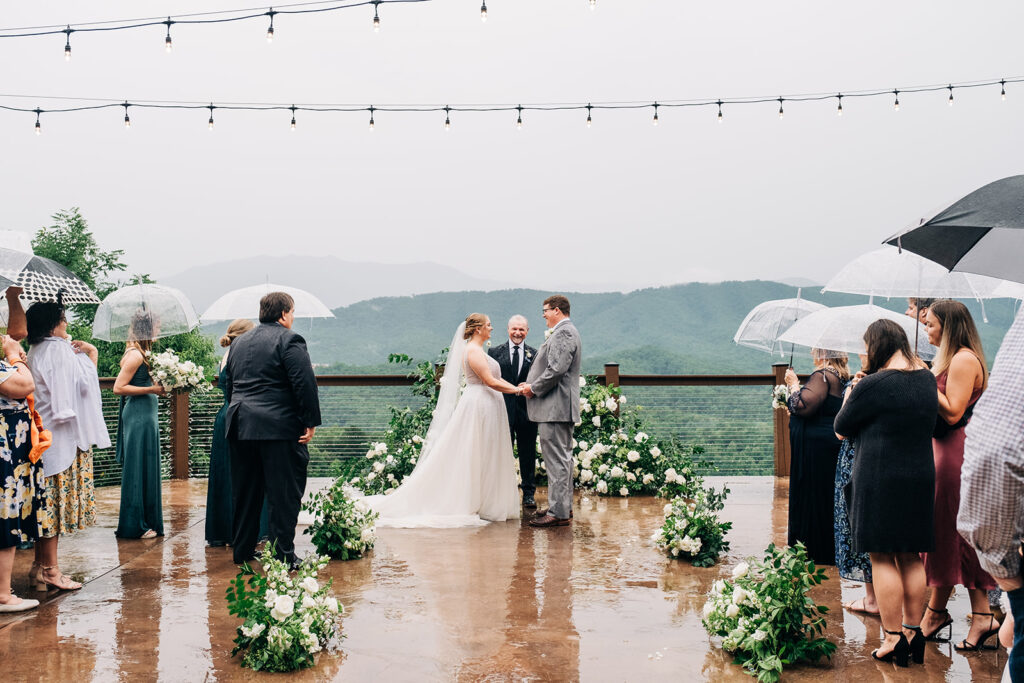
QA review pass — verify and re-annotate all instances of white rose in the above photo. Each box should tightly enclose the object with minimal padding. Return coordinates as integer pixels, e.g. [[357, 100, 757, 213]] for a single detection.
[[609, 466, 624, 479], [412, 435, 423, 443], [270, 594, 295, 621], [581, 401, 591, 413], [664, 468, 678, 483], [752, 630, 768, 642], [664, 503, 674, 515], [302, 595, 317, 609], [373, 461, 385, 472], [324, 596, 340, 614], [702, 602, 714, 619], [725, 604, 740, 618], [643, 473, 655, 485], [649, 446, 662, 458], [732, 562, 749, 579], [578, 441, 589, 451], [671, 547, 679, 556], [592, 416, 600, 427], [385, 455, 395, 464], [596, 480, 608, 494], [626, 450, 640, 462], [619, 486, 629, 496], [625, 472, 636, 482], [360, 527, 375, 543], [604, 398, 618, 412], [635, 431, 649, 443], [618, 396, 626, 405], [301, 576, 319, 594], [579, 376, 587, 388], [387, 473, 396, 481], [712, 580, 725, 595], [366, 472, 376, 481], [579, 469, 593, 483], [242, 622, 266, 638]]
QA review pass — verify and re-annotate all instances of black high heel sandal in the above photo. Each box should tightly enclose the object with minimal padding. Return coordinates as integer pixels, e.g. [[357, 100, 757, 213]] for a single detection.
[[954, 612, 1001, 651], [922, 604, 954, 642], [872, 629, 910, 667], [903, 624, 924, 664]]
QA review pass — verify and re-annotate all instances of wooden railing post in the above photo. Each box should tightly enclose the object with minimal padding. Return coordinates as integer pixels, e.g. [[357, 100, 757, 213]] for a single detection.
[[169, 392, 190, 479], [604, 363, 620, 416], [772, 362, 791, 477]]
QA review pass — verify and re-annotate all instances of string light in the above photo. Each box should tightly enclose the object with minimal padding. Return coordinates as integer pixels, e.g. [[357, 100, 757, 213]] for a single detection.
[[777, 97, 784, 120], [480, 1, 487, 22], [34, 109, 41, 135], [266, 9, 275, 42], [368, 105, 375, 130], [516, 105, 522, 129], [716, 99, 723, 122], [373, 1, 381, 32], [123, 102, 131, 128], [208, 104, 215, 131], [1001, 79, 1007, 100], [289, 104, 296, 130], [586, 103, 592, 127], [589, 0, 596, 9], [836, 93, 843, 116], [652, 102, 659, 125], [164, 18, 173, 52], [63, 26, 71, 61], [893, 89, 900, 111], [948, 84, 954, 106], [444, 105, 450, 131]]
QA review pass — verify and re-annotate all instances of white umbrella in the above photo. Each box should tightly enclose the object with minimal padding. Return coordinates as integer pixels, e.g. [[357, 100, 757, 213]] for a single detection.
[[733, 295, 828, 357], [777, 304, 937, 360], [200, 283, 335, 322], [92, 283, 200, 341]]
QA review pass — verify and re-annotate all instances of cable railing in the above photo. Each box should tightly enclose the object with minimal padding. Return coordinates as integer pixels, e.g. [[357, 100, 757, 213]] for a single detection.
[[93, 363, 793, 485]]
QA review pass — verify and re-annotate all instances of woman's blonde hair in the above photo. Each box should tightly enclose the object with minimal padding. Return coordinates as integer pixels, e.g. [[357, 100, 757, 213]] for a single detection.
[[220, 318, 255, 347], [929, 299, 988, 390], [463, 313, 488, 340], [812, 348, 851, 381]]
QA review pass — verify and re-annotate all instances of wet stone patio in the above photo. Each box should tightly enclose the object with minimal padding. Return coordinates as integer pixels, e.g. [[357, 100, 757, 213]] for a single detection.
[[0, 476, 1010, 682]]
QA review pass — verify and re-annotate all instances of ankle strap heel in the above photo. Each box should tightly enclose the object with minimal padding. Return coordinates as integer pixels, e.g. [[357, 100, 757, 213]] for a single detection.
[[903, 625, 925, 664]]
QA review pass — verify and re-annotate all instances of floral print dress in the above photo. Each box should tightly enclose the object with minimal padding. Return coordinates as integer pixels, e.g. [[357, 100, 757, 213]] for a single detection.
[[0, 361, 44, 548]]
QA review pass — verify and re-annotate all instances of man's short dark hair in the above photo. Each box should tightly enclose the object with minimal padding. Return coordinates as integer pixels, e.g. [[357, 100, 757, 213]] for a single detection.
[[259, 292, 295, 323], [544, 295, 570, 317]]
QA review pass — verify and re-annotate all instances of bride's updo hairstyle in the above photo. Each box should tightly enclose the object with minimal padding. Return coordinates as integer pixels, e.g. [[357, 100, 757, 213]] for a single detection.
[[463, 313, 488, 340]]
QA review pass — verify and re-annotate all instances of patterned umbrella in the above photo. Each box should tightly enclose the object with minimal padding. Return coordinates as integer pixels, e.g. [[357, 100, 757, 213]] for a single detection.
[[4, 255, 100, 304]]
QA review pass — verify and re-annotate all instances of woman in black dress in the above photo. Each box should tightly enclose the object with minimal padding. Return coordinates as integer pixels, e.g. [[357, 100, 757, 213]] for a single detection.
[[834, 319, 937, 667], [783, 348, 849, 565]]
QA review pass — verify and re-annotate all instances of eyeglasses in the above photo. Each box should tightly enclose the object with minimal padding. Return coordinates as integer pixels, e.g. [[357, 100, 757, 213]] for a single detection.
[[542, 307, 554, 314]]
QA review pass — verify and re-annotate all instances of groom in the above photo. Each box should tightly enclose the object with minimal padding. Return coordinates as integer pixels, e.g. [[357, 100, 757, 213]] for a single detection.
[[520, 295, 582, 527]]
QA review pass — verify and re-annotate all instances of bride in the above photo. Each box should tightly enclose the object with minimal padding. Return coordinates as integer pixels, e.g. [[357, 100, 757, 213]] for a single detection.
[[366, 313, 523, 528]]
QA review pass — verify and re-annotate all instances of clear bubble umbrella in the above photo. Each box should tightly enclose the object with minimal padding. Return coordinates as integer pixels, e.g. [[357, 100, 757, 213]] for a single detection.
[[0, 230, 37, 292], [92, 283, 200, 341], [777, 304, 937, 360], [733, 293, 828, 357], [199, 283, 335, 322]]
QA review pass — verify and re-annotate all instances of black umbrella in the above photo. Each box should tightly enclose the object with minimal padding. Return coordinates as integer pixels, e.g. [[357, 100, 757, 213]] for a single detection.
[[885, 175, 1024, 283], [8, 255, 100, 304]]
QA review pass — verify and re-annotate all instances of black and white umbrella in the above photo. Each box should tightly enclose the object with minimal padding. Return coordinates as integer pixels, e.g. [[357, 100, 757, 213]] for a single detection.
[[885, 175, 1024, 283], [2, 255, 100, 304]]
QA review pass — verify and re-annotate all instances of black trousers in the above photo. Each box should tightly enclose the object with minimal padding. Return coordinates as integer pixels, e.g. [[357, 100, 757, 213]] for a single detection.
[[511, 418, 538, 498], [229, 438, 308, 565]]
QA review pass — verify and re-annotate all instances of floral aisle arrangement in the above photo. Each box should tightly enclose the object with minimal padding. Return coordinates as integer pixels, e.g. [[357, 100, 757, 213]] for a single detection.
[[771, 384, 791, 410], [303, 479, 379, 560], [147, 349, 211, 393], [652, 486, 732, 567], [226, 546, 343, 673], [701, 543, 835, 683]]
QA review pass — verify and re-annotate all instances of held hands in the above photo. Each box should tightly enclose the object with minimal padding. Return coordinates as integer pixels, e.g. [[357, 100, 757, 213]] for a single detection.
[[517, 383, 534, 398], [298, 427, 316, 445]]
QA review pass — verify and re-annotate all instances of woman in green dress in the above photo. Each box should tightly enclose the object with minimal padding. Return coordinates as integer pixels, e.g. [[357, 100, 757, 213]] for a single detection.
[[113, 311, 165, 539]]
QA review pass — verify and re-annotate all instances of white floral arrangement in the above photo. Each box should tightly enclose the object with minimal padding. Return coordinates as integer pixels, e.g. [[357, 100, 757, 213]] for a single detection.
[[771, 384, 792, 410], [303, 480, 379, 560], [652, 487, 731, 567], [350, 435, 424, 495], [147, 349, 211, 393], [227, 546, 343, 673], [701, 543, 836, 682]]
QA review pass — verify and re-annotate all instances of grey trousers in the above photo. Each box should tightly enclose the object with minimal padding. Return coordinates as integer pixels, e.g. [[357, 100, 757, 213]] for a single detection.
[[539, 421, 574, 519]]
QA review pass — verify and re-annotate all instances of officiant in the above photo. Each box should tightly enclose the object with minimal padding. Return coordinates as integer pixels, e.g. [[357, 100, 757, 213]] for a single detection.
[[489, 315, 539, 508]]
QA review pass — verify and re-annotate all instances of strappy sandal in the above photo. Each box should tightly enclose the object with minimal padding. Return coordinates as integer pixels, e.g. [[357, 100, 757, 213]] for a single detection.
[[922, 604, 953, 642], [34, 566, 83, 592], [872, 629, 910, 667], [140, 529, 158, 539], [954, 612, 1000, 651]]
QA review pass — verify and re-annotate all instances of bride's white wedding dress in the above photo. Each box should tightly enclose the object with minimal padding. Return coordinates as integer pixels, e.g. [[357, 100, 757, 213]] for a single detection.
[[366, 336, 521, 528]]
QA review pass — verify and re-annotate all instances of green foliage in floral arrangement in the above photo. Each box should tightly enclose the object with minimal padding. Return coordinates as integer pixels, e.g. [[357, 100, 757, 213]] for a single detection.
[[303, 479, 379, 560], [652, 486, 732, 567], [701, 543, 836, 683], [349, 353, 441, 494], [226, 545, 343, 673]]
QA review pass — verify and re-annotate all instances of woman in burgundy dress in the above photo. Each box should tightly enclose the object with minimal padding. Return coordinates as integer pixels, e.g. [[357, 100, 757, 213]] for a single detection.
[[918, 300, 999, 651]]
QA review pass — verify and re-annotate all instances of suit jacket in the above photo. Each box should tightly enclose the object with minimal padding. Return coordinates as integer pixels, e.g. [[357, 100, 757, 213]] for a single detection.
[[525, 320, 582, 424], [223, 322, 322, 441], [489, 340, 537, 429]]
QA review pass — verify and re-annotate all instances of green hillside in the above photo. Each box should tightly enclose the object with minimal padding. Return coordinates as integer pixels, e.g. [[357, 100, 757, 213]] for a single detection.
[[221, 281, 1019, 374]]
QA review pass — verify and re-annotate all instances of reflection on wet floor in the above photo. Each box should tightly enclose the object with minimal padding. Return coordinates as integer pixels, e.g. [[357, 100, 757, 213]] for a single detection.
[[0, 477, 1010, 681]]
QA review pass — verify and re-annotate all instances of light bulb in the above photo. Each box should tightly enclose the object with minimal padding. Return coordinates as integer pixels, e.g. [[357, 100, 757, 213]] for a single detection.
[[165, 34, 172, 52], [517, 116, 522, 129], [125, 114, 131, 129], [1002, 85, 1007, 101], [290, 116, 296, 131], [267, 26, 274, 43], [208, 116, 214, 131], [64, 42, 71, 61], [778, 101, 784, 120], [653, 112, 659, 125], [480, 1, 487, 21], [586, 114, 592, 128], [893, 90, 900, 111], [717, 101, 723, 122], [369, 117, 375, 131], [948, 86, 954, 106], [373, 7, 380, 32], [837, 96, 843, 116], [444, 116, 450, 131], [589, 0, 596, 9], [35, 120, 41, 135]]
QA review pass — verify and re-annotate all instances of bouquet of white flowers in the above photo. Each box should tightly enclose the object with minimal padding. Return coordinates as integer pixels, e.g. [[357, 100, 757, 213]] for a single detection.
[[303, 479, 379, 560], [701, 543, 835, 682], [771, 384, 792, 410], [652, 486, 731, 567], [227, 546, 343, 672], [147, 349, 211, 393]]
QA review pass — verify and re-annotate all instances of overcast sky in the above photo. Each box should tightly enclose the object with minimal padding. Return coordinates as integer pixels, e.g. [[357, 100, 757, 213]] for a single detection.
[[2, 1, 1022, 291]]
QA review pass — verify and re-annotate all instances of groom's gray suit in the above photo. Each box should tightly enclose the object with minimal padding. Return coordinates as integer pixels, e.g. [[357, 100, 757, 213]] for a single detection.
[[525, 319, 582, 520]]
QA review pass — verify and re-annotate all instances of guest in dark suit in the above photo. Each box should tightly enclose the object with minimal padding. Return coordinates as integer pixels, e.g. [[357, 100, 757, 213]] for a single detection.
[[489, 314, 538, 508], [224, 292, 321, 567]]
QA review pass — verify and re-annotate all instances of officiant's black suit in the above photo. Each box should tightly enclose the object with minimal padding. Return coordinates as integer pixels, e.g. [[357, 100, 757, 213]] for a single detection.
[[490, 341, 538, 500], [224, 321, 321, 565]]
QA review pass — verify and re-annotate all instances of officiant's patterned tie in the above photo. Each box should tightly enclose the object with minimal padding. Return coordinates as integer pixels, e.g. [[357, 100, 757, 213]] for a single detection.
[[512, 344, 520, 378]]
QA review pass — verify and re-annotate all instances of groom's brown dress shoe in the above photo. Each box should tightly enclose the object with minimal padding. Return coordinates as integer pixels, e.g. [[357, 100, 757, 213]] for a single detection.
[[529, 514, 570, 527], [534, 509, 573, 519]]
